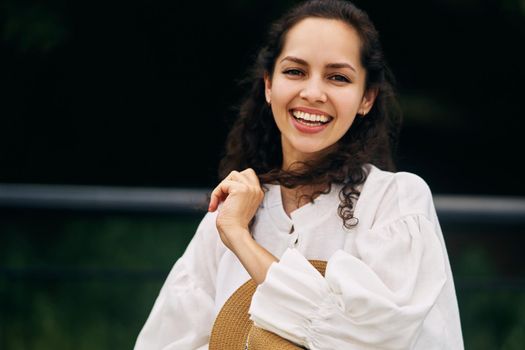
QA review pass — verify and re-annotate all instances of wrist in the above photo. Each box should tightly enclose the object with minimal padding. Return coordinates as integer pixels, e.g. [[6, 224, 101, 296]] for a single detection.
[[216, 219, 248, 236], [228, 227, 254, 252], [232, 235, 278, 285]]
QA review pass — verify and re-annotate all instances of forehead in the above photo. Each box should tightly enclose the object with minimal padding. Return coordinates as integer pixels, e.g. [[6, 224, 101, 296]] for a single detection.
[[279, 17, 362, 68]]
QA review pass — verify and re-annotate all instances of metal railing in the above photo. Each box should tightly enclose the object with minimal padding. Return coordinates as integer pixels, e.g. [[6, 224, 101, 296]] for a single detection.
[[1, 183, 525, 222], [1, 183, 525, 290], [0, 183, 209, 214]]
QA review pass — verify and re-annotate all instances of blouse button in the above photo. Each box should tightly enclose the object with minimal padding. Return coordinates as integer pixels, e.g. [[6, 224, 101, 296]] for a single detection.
[[288, 225, 298, 248]]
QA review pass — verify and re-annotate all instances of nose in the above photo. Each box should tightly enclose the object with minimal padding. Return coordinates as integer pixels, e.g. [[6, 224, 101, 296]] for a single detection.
[[299, 78, 327, 103]]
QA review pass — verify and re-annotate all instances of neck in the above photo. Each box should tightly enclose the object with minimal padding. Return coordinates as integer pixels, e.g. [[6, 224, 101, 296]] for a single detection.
[[278, 137, 334, 214], [281, 149, 325, 173], [280, 182, 329, 216], [280, 136, 336, 171]]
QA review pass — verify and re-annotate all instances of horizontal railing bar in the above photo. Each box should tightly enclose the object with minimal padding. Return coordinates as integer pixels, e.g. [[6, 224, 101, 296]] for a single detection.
[[0, 183, 209, 213], [1, 184, 525, 221], [434, 195, 525, 222]]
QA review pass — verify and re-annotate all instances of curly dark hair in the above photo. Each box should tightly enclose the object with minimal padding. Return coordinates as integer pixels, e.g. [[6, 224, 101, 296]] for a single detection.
[[219, 0, 402, 228]]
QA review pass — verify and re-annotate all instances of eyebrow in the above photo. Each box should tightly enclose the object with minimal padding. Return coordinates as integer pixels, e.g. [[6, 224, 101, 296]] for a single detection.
[[279, 56, 356, 73]]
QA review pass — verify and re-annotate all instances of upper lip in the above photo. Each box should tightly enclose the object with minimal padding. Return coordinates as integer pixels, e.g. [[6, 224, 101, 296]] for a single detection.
[[290, 107, 332, 117]]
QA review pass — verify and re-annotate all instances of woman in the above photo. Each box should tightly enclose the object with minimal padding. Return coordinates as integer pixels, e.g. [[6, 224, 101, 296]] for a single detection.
[[135, 0, 463, 349]]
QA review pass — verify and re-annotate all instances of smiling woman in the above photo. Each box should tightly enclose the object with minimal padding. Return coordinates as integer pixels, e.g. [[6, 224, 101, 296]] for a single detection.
[[135, 1, 464, 349], [264, 18, 377, 168]]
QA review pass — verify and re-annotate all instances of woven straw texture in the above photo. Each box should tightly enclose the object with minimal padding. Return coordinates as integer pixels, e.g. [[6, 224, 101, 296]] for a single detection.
[[209, 260, 327, 350]]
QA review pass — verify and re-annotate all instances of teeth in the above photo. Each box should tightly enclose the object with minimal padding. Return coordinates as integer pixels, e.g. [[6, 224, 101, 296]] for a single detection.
[[292, 110, 331, 123]]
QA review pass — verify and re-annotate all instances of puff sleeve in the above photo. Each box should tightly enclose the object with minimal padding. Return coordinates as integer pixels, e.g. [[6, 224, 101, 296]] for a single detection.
[[248, 213, 447, 350], [135, 212, 224, 350]]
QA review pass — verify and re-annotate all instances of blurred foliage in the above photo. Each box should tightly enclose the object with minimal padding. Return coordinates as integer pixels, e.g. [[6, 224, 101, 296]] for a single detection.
[[1, 213, 525, 349], [454, 247, 525, 349], [500, 0, 525, 14], [458, 290, 525, 349], [398, 94, 468, 128], [0, 0, 524, 195], [2, 1, 69, 52], [0, 212, 200, 349]]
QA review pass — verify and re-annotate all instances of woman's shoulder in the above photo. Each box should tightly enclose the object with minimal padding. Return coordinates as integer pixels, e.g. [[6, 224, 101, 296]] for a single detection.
[[360, 163, 435, 222], [365, 163, 431, 194]]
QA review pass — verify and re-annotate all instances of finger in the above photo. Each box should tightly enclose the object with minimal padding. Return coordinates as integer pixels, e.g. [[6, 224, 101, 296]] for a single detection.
[[226, 170, 240, 180], [239, 168, 263, 200], [240, 168, 261, 186], [209, 182, 229, 212], [227, 170, 251, 186], [208, 180, 242, 212], [210, 172, 240, 210], [235, 170, 253, 186]]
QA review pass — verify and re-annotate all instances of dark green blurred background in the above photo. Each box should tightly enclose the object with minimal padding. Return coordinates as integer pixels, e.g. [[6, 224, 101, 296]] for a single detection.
[[2, 212, 525, 349], [1, 0, 525, 349], [1, 0, 524, 194]]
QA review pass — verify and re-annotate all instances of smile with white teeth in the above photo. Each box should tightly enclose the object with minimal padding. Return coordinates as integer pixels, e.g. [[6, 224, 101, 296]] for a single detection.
[[291, 110, 333, 126]]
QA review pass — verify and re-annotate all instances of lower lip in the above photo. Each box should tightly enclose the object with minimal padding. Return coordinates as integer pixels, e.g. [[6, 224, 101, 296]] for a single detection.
[[289, 111, 331, 134]]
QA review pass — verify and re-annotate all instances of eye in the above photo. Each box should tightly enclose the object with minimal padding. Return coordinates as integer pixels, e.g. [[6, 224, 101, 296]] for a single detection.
[[329, 74, 351, 83], [283, 69, 304, 77]]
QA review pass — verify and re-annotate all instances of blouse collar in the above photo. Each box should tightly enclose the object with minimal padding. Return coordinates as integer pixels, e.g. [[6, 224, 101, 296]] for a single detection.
[[261, 163, 376, 233], [263, 182, 341, 233]]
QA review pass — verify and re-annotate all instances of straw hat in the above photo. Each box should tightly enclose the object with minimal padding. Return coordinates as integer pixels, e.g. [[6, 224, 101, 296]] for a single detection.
[[209, 260, 327, 350]]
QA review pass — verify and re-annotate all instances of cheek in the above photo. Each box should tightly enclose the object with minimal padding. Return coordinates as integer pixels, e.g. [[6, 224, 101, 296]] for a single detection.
[[270, 79, 297, 105], [333, 92, 361, 116], [338, 115, 357, 133], [331, 93, 360, 132]]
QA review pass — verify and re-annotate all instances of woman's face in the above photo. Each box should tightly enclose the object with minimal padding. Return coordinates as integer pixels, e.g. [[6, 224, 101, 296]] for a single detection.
[[265, 17, 377, 168]]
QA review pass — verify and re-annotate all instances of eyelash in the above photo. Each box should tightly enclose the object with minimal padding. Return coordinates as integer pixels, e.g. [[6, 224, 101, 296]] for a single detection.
[[283, 69, 304, 76], [282, 69, 351, 83], [330, 74, 351, 83]]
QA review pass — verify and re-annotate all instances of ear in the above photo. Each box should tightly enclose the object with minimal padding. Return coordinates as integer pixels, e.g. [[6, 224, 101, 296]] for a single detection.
[[263, 72, 272, 104], [359, 87, 378, 116]]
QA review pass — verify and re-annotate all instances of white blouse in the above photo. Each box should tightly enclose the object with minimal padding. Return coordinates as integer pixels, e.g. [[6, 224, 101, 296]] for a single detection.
[[135, 164, 464, 349]]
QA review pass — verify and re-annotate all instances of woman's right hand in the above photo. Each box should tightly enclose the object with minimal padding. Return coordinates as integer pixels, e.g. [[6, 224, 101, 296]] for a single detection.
[[208, 168, 264, 249]]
